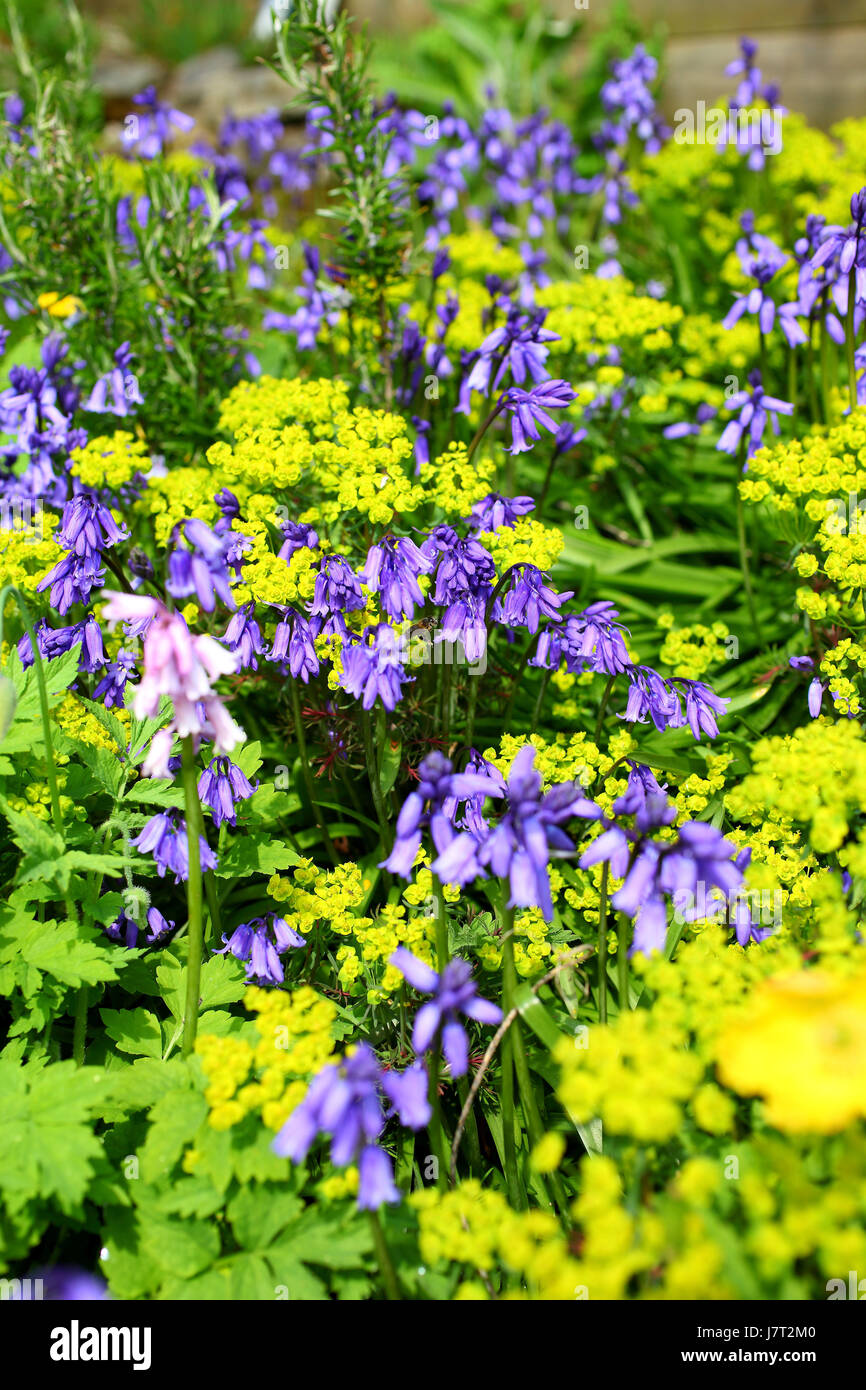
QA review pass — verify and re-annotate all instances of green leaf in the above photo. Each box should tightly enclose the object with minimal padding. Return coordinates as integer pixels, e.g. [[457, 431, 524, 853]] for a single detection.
[[0, 1059, 106, 1214], [514, 984, 603, 1156], [228, 1184, 303, 1251], [140, 1086, 208, 1183], [100, 1007, 164, 1060], [214, 837, 299, 878], [0, 905, 118, 989]]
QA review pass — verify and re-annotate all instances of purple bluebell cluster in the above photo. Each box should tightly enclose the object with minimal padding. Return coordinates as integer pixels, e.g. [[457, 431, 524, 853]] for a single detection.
[[576, 763, 765, 953], [272, 1043, 430, 1210], [131, 811, 218, 883], [197, 756, 258, 828], [389, 948, 502, 1076], [216, 913, 306, 986], [106, 905, 174, 950]]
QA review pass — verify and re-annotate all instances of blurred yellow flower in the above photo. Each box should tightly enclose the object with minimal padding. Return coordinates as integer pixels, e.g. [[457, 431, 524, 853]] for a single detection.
[[718, 969, 866, 1133], [36, 290, 83, 318]]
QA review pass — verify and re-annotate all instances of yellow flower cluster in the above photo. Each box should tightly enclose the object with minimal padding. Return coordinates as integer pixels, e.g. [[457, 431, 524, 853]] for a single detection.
[[726, 717, 866, 858], [657, 612, 731, 679], [412, 1180, 583, 1300], [0, 509, 62, 593], [53, 693, 131, 751], [196, 983, 338, 1132], [419, 441, 495, 516], [267, 859, 435, 1003], [69, 432, 149, 491], [478, 516, 563, 573]]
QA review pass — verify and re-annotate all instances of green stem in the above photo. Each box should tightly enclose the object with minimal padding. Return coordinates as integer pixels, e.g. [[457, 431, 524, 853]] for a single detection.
[[427, 1038, 447, 1190], [181, 736, 205, 1059], [499, 901, 524, 1210], [465, 670, 479, 751], [368, 1210, 401, 1300], [530, 669, 550, 736], [736, 469, 764, 650], [617, 911, 630, 1011], [72, 985, 88, 1066], [466, 398, 506, 463], [432, 874, 449, 971], [289, 677, 338, 866], [594, 673, 616, 745], [820, 306, 833, 425], [597, 862, 609, 1025], [203, 869, 222, 947], [846, 267, 858, 413], [360, 707, 390, 854]]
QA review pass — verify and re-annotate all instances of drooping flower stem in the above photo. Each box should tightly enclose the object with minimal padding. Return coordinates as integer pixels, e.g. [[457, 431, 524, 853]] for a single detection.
[[203, 870, 221, 948], [180, 736, 205, 1059], [427, 1035, 448, 1191], [466, 397, 506, 463], [432, 874, 450, 971], [530, 669, 551, 736], [289, 676, 338, 866], [734, 441, 764, 650], [846, 267, 859, 412], [360, 706, 391, 854], [617, 910, 631, 1012], [464, 670, 479, 751], [368, 1209, 401, 1300], [498, 900, 525, 1210], [593, 673, 616, 744], [597, 862, 610, 1025], [820, 303, 833, 424]]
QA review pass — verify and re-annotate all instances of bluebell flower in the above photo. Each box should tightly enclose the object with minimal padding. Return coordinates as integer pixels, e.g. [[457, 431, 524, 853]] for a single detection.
[[82, 343, 143, 416], [272, 1043, 427, 1210], [56, 491, 128, 555], [389, 949, 502, 1077], [500, 379, 576, 453], [107, 905, 173, 949], [131, 811, 217, 883], [432, 745, 590, 920], [216, 912, 305, 985], [339, 625, 412, 712], [382, 750, 503, 877], [811, 187, 866, 280], [93, 650, 138, 709], [421, 526, 496, 605], [309, 553, 366, 636], [461, 308, 558, 404], [167, 518, 236, 612], [198, 755, 258, 828], [223, 602, 264, 671], [37, 552, 106, 615], [361, 535, 433, 621], [277, 519, 319, 560], [495, 565, 572, 635], [716, 370, 794, 460], [663, 402, 718, 440], [439, 590, 489, 664], [380, 1060, 431, 1129], [122, 85, 195, 159], [269, 608, 320, 682], [468, 492, 535, 532]]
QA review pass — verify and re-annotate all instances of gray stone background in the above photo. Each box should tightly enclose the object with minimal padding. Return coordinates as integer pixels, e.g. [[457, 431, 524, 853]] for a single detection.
[[88, 0, 866, 133]]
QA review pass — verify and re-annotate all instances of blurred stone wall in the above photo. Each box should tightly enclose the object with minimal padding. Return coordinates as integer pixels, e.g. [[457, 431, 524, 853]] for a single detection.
[[349, 0, 866, 128]]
